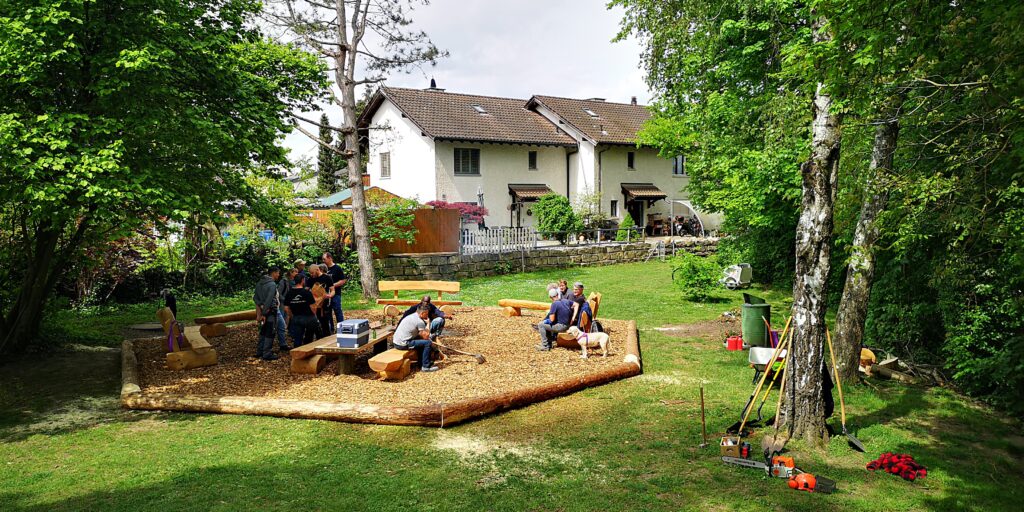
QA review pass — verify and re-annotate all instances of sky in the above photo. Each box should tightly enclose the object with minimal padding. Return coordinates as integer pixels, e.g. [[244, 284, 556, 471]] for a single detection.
[[281, 0, 649, 163]]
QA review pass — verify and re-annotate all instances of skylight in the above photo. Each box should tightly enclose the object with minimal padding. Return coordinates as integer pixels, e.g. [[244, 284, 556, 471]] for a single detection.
[[583, 108, 600, 118], [471, 104, 488, 114]]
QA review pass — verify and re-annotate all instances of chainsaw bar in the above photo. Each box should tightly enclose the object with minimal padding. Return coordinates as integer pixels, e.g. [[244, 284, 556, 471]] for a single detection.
[[722, 457, 768, 471]]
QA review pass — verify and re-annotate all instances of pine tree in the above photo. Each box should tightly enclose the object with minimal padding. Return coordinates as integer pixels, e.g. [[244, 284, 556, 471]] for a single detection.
[[317, 113, 340, 194]]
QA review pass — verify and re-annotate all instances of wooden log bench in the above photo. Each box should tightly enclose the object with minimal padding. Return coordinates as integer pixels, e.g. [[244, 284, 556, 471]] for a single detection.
[[376, 280, 462, 309], [157, 308, 218, 371], [290, 324, 393, 375], [497, 299, 550, 317], [369, 346, 446, 381], [192, 310, 256, 339]]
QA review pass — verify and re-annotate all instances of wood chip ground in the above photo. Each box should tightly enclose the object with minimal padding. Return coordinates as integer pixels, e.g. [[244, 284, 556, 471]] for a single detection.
[[135, 307, 630, 407]]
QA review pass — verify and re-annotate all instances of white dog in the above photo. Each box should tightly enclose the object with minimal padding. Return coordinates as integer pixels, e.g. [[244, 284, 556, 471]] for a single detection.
[[566, 326, 610, 359]]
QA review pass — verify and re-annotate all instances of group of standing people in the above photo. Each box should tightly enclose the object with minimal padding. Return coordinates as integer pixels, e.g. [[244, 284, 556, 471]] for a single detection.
[[252, 252, 348, 361], [537, 279, 592, 351]]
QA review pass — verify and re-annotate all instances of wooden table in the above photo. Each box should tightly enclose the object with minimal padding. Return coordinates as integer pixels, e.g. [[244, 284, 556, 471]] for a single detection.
[[312, 327, 394, 375]]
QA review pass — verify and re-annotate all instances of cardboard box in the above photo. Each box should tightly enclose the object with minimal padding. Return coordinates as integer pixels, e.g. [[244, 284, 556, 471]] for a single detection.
[[720, 436, 741, 457]]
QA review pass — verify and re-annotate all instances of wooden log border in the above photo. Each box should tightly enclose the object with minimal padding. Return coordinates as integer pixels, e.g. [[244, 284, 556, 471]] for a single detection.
[[121, 319, 642, 427]]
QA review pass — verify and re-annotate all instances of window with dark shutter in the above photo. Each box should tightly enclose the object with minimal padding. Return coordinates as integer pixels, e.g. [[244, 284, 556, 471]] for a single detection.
[[627, 151, 635, 170], [454, 148, 480, 175], [528, 151, 537, 170]]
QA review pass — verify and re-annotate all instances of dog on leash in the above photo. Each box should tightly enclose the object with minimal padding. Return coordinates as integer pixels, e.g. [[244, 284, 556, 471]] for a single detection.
[[565, 326, 609, 359]]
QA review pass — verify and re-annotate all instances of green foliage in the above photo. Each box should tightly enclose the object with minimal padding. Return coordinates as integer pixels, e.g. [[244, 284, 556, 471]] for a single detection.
[[317, 113, 344, 194], [0, 0, 326, 351], [533, 194, 580, 243], [615, 213, 637, 242], [670, 251, 720, 301], [368, 197, 419, 249]]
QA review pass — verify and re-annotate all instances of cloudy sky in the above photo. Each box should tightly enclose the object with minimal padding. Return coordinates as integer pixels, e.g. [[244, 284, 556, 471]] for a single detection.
[[282, 0, 649, 162]]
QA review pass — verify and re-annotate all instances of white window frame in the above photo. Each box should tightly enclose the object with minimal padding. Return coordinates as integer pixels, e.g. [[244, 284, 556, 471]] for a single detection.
[[610, 199, 619, 217], [380, 151, 391, 179]]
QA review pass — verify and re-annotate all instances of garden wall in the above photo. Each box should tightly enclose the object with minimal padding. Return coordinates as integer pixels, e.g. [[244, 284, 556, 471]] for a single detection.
[[375, 238, 718, 281]]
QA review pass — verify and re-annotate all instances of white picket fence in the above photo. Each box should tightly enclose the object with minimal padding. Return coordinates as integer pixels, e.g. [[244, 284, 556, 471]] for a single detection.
[[460, 227, 539, 254]]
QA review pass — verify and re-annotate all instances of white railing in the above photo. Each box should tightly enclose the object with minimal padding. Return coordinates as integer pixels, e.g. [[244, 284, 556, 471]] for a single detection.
[[460, 227, 539, 254]]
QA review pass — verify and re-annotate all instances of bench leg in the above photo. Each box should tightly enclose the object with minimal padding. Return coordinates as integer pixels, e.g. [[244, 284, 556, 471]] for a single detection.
[[337, 354, 357, 375]]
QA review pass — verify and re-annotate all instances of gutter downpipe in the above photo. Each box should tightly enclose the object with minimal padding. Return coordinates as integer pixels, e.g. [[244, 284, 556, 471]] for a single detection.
[[597, 145, 610, 214], [565, 146, 578, 201]]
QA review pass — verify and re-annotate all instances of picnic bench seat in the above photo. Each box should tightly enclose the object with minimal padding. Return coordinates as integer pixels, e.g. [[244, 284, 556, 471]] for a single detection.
[[369, 346, 446, 381], [290, 324, 393, 375], [156, 307, 218, 371], [376, 280, 462, 306]]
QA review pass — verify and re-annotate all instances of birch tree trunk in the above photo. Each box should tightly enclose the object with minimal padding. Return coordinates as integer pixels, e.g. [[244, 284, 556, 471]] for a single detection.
[[834, 105, 901, 381], [783, 16, 842, 446]]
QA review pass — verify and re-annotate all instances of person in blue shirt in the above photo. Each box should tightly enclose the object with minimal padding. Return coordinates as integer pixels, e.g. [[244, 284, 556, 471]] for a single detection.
[[536, 288, 573, 351]]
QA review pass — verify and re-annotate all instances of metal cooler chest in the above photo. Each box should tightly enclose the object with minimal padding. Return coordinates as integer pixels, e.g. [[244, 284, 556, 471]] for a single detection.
[[336, 319, 370, 348]]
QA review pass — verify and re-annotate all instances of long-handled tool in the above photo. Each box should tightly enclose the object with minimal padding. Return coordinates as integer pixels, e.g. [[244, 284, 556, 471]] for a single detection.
[[762, 330, 793, 457], [699, 384, 708, 448], [826, 327, 865, 452], [432, 340, 486, 364], [727, 316, 792, 435]]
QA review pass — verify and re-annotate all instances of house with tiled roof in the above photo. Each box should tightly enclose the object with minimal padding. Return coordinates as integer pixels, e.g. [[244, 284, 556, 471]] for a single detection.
[[358, 82, 721, 231]]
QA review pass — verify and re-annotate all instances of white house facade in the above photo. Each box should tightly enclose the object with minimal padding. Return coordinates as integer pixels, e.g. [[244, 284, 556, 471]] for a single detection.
[[359, 84, 722, 232]]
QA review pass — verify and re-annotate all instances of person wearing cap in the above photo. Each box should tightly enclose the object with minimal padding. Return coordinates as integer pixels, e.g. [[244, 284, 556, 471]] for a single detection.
[[537, 288, 572, 351], [293, 259, 308, 280], [253, 266, 281, 361]]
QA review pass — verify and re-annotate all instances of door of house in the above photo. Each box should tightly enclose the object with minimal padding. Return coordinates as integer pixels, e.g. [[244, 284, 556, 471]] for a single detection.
[[625, 199, 643, 226]]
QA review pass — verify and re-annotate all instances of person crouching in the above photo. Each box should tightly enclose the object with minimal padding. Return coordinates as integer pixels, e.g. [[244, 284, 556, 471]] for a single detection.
[[399, 295, 452, 341], [536, 288, 573, 351], [393, 303, 440, 372]]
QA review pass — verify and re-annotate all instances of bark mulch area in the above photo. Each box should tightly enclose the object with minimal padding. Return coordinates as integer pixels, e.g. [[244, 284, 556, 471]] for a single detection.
[[134, 307, 630, 407]]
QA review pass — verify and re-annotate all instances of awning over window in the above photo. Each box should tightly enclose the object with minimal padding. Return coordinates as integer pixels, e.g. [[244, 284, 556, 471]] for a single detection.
[[508, 184, 553, 202], [621, 183, 667, 201]]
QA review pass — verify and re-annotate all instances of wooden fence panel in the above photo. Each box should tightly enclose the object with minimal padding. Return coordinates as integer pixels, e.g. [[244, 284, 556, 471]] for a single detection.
[[374, 208, 461, 257]]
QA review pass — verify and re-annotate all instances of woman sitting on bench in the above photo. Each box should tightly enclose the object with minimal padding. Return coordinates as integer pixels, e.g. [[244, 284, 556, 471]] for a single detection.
[[393, 304, 440, 372]]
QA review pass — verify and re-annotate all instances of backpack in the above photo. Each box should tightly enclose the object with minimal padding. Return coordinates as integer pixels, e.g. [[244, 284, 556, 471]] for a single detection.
[[591, 319, 604, 333]]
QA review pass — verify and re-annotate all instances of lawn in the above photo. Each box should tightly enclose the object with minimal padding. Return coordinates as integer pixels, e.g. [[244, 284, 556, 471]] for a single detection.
[[1, 261, 1021, 511]]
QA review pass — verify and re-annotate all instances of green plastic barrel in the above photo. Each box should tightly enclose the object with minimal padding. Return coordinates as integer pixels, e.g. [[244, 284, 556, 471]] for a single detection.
[[742, 303, 771, 347]]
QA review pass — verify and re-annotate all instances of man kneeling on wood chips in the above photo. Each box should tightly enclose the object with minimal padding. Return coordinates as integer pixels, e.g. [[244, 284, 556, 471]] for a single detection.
[[400, 296, 451, 342], [394, 304, 440, 372]]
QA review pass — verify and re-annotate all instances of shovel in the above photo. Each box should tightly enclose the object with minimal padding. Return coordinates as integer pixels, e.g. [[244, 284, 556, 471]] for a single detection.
[[433, 340, 486, 364], [827, 327, 866, 452], [762, 330, 793, 457]]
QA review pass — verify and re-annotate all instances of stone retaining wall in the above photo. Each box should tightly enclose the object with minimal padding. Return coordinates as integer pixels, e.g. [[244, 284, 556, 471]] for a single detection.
[[376, 238, 718, 281]]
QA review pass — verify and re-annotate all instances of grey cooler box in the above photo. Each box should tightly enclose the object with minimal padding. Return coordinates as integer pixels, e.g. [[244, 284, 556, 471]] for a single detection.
[[336, 319, 370, 348]]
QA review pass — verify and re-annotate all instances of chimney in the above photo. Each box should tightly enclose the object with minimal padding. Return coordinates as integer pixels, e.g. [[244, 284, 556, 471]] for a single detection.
[[631, 96, 637, 105], [425, 77, 445, 92], [361, 174, 370, 187]]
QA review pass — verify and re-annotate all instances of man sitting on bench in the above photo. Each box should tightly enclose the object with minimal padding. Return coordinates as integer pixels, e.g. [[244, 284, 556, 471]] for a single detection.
[[537, 288, 573, 351], [400, 296, 452, 341], [394, 303, 440, 372]]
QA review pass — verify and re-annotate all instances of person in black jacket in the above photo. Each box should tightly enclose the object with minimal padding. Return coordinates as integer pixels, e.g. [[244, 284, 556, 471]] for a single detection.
[[252, 267, 281, 361], [400, 296, 453, 341]]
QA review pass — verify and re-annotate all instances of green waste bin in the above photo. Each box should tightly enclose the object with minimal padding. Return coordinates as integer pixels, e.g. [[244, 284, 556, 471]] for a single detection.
[[742, 303, 771, 347]]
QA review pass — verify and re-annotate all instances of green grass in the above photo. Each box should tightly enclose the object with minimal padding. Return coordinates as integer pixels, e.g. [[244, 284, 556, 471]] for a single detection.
[[2, 261, 1022, 511]]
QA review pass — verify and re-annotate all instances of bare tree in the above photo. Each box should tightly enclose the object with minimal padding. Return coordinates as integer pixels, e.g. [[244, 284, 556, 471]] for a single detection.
[[267, 0, 445, 299], [783, 14, 843, 446]]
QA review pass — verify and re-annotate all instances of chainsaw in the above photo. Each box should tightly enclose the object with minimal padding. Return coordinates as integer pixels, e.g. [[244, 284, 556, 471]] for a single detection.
[[722, 455, 797, 478]]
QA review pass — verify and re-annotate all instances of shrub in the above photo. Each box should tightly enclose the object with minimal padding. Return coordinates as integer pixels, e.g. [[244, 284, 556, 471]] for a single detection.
[[534, 194, 580, 243], [671, 251, 720, 301], [615, 213, 637, 242], [426, 200, 489, 225]]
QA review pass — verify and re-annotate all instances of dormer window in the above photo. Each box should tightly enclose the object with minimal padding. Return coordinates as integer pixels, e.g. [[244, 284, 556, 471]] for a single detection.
[[583, 108, 599, 118], [471, 104, 488, 115]]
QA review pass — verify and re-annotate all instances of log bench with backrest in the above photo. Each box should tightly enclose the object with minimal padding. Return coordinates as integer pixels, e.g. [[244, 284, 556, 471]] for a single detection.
[[376, 280, 462, 308], [290, 324, 393, 375], [193, 310, 257, 338], [156, 307, 218, 370]]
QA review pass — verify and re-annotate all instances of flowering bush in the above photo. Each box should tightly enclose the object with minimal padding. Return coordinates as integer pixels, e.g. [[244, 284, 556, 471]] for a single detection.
[[426, 200, 488, 224]]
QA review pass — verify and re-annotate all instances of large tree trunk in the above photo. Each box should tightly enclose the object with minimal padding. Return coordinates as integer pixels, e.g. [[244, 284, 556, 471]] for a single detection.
[[833, 106, 900, 382], [0, 225, 61, 354], [334, 1, 379, 301], [783, 16, 842, 447]]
